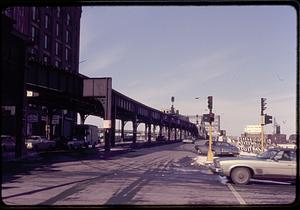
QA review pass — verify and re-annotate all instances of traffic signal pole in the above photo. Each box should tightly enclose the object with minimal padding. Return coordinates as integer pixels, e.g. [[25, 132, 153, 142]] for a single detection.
[[207, 120, 214, 162], [260, 114, 265, 151], [207, 96, 214, 162]]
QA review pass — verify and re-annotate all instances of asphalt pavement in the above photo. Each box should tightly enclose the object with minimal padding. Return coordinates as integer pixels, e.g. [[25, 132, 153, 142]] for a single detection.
[[1, 142, 298, 207]]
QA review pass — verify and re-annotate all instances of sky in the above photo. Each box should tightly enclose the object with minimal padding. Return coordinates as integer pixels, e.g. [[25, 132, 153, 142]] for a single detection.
[[78, 5, 297, 137]]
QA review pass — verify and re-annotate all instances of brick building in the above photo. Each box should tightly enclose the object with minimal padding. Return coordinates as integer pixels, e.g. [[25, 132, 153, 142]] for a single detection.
[[3, 6, 82, 138], [4, 6, 81, 72]]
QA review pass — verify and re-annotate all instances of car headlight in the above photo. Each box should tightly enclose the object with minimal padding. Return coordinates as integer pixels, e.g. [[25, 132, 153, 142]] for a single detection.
[[27, 142, 33, 149]]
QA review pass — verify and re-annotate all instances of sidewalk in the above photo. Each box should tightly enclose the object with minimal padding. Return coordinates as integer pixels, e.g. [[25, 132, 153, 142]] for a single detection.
[[2, 139, 181, 163]]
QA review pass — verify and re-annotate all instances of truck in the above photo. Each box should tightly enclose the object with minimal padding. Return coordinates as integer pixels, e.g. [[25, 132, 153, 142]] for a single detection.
[[73, 124, 99, 148]]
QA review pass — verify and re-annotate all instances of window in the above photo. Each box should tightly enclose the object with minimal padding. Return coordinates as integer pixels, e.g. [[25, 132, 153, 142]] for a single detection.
[[32, 7, 36, 20], [66, 13, 70, 25], [31, 26, 39, 44], [43, 55, 48, 64], [65, 48, 69, 61], [31, 26, 35, 41], [45, 15, 49, 29], [56, 23, 60, 37], [44, 35, 48, 49], [66, 30, 69, 43], [32, 7, 40, 22], [55, 60, 61, 68], [55, 42, 59, 55], [57, 7, 60, 18]]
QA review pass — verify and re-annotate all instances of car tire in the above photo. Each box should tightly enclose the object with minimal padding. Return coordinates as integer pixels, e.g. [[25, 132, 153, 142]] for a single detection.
[[231, 167, 251, 185], [34, 145, 38, 151]]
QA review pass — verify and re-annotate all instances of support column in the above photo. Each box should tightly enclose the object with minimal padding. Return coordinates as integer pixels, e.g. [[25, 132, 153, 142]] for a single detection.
[[121, 119, 125, 141], [110, 99, 116, 147], [144, 123, 147, 141], [168, 126, 171, 141], [132, 116, 137, 145], [111, 118, 116, 147], [159, 125, 162, 136], [174, 128, 177, 140], [180, 129, 182, 140], [15, 78, 27, 158], [147, 123, 151, 143], [79, 113, 87, 125], [153, 125, 156, 140], [47, 107, 54, 140]]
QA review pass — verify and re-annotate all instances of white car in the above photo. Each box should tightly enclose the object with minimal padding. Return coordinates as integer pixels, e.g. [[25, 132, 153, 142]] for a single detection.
[[182, 138, 195, 144], [211, 148, 296, 185], [26, 136, 56, 151]]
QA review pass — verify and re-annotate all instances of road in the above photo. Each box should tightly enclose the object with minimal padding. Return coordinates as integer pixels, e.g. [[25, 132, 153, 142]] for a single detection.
[[1, 142, 297, 206]]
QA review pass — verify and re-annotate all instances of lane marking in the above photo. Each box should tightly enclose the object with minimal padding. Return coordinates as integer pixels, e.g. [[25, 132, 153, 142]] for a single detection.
[[226, 183, 246, 205]]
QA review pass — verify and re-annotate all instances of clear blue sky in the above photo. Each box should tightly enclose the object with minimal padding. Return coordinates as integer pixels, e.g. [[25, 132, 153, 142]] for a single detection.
[[79, 5, 297, 137]]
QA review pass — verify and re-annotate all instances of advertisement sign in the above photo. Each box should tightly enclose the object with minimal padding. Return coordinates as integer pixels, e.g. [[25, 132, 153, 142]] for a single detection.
[[27, 114, 38, 123]]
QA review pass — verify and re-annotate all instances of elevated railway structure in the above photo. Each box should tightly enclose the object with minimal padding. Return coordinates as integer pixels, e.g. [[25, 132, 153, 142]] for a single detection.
[[1, 14, 198, 157]]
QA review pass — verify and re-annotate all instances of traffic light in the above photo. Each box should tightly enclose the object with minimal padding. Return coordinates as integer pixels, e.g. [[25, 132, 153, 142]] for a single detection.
[[203, 114, 210, 122], [264, 114, 272, 125], [208, 96, 213, 111], [203, 113, 214, 123], [261, 98, 267, 115]]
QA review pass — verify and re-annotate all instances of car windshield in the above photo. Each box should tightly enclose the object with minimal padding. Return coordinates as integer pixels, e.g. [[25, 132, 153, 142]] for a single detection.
[[256, 149, 278, 159], [30, 136, 40, 140]]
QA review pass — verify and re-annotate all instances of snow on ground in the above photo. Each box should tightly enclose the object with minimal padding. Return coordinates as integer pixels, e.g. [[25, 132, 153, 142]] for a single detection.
[[191, 155, 218, 167]]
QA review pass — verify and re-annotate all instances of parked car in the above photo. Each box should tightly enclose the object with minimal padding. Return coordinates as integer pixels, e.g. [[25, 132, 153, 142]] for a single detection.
[[182, 138, 195, 144], [53, 136, 69, 149], [67, 137, 85, 150], [1, 135, 15, 152], [211, 148, 296, 185], [156, 135, 167, 142], [26, 136, 56, 151], [194, 140, 239, 156], [256, 147, 282, 159]]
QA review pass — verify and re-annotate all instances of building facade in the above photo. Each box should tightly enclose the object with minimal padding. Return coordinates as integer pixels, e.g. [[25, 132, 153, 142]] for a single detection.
[[3, 6, 82, 138], [4, 6, 81, 73]]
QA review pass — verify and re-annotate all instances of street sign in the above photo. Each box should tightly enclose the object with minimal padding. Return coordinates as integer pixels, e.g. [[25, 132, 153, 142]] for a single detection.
[[27, 114, 38, 123], [103, 120, 111, 129], [52, 115, 60, 124]]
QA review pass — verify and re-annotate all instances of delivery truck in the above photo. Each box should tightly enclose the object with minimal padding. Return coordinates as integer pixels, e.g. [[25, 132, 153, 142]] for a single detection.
[[74, 124, 99, 148]]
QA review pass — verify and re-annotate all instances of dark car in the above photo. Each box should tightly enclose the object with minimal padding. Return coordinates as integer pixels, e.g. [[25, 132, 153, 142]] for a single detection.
[[1, 135, 16, 152], [156, 135, 167, 142], [194, 140, 239, 156], [53, 136, 69, 149]]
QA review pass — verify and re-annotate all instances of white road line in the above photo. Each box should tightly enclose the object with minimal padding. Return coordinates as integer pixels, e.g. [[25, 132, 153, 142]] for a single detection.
[[226, 183, 246, 205]]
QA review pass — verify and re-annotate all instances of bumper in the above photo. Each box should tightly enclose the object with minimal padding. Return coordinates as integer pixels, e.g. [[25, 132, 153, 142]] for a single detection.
[[209, 165, 223, 174]]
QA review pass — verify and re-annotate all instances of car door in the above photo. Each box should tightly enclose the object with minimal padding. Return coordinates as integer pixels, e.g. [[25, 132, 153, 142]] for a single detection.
[[264, 150, 295, 179]]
